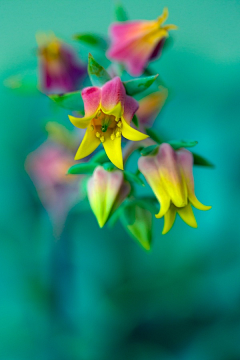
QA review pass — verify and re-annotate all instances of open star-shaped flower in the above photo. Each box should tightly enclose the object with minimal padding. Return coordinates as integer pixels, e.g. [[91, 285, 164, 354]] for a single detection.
[[68, 76, 148, 170]]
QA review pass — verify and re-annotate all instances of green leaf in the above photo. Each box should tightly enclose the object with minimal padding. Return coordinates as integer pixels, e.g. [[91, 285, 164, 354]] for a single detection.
[[140, 145, 159, 156], [192, 152, 214, 168], [114, 2, 128, 21], [48, 91, 84, 111], [88, 53, 111, 87], [122, 206, 135, 225], [145, 128, 163, 144], [73, 33, 108, 51], [121, 206, 153, 250], [123, 75, 158, 96], [90, 149, 109, 164], [132, 114, 139, 128], [103, 162, 116, 171], [67, 162, 99, 175], [124, 171, 145, 186], [168, 140, 198, 150]]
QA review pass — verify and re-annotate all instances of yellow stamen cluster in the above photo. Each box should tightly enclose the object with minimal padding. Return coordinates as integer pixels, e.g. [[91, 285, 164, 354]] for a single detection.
[[91, 110, 123, 143]]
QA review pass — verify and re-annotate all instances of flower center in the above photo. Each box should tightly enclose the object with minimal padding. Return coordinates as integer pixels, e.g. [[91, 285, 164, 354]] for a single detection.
[[90, 110, 122, 143]]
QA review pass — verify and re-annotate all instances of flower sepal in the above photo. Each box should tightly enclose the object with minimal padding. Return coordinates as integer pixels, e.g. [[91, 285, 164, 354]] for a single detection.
[[88, 54, 111, 87], [140, 145, 159, 156], [73, 33, 109, 51], [120, 205, 153, 250], [67, 162, 99, 175], [48, 90, 84, 112], [114, 2, 128, 22], [123, 74, 159, 96]]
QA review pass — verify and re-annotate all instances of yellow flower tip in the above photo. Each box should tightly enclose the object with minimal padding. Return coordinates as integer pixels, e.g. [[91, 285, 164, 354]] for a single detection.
[[98, 219, 106, 228], [142, 243, 151, 251], [74, 153, 81, 161]]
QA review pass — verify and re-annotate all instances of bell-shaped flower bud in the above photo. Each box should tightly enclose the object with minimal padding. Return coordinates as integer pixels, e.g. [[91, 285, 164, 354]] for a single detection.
[[138, 143, 211, 234], [87, 166, 130, 227]]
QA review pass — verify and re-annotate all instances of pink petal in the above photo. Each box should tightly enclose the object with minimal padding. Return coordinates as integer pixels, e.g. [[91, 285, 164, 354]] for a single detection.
[[108, 38, 156, 76], [81, 86, 101, 117], [109, 21, 148, 42], [101, 77, 126, 112], [123, 95, 139, 124]]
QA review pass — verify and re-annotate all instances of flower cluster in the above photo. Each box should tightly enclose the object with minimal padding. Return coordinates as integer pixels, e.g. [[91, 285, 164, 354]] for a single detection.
[[8, 4, 213, 249]]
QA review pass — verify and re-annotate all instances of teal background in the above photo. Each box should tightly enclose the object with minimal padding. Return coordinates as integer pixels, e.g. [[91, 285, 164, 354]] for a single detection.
[[1, 0, 240, 359]]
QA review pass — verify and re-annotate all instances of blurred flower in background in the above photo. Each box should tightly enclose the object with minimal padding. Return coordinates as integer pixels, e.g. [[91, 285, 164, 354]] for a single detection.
[[137, 86, 168, 131], [107, 8, 177, 76], [36, 32, 87, 94], [25, 122, 85, 236]]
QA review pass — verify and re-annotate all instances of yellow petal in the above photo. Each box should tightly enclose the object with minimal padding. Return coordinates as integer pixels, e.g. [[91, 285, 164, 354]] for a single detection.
[[157, 7, 169, 25], [189, 194, 212, 211], [164, 24, 178, 31], [102, 102, 123, 119], [162, 205, 176, 234], [68, 114, 94, 129], [155, 188, 171, 219], [103, 132, 123, 170], [122, 118, 149, 141], [177, 203, 197, 228], [74, 126, 100, 160]]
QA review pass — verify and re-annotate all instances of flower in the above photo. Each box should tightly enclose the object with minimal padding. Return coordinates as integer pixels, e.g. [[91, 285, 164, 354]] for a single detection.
[[25, 122, 85, 237], [138, 143, 211, 234], [87, 166, 130, 228], [36, 32, 86, 93], [137, 87, 168, 130], [107, 8, 177, 76], [68, 76, 148, 170]]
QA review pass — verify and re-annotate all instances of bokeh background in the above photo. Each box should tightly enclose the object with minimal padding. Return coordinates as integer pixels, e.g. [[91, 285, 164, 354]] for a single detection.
[[1, 0, 240, 359]]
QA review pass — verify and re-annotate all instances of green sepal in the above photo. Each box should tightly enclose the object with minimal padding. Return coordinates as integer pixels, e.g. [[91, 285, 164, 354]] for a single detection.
[[88, 53, 111, 87], [168, 140, 198, 150], [108, 196, 157, 228], [114, 2, 128, 21], [123, 75, 158, 96], [121, 206, 152, 250], [73, 33, 108, 51], [48, 91, 84, 112], [90, 149, 109, 164], [145, 128, 163, 144], [67, 162, 99, 175], [140, 145, 159, 156], [192, 152, 214, 168], [124, 171, 145, 186], [103, 162, 116, 171], [132, 114, 139, 128]]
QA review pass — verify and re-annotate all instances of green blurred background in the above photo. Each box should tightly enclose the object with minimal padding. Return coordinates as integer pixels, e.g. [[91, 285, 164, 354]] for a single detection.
[[1, 0, 240, 359]]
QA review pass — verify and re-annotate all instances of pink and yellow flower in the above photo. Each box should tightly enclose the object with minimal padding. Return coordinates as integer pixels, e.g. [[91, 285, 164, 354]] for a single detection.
[[36, 32, 86, 93], [69, 76, 148, 170], [107, 8, 177, 76], [137, 87, 168, 130], [138, 143, 211, 234], [25, 141, 81, 237], [87, 166, 130, 227]]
